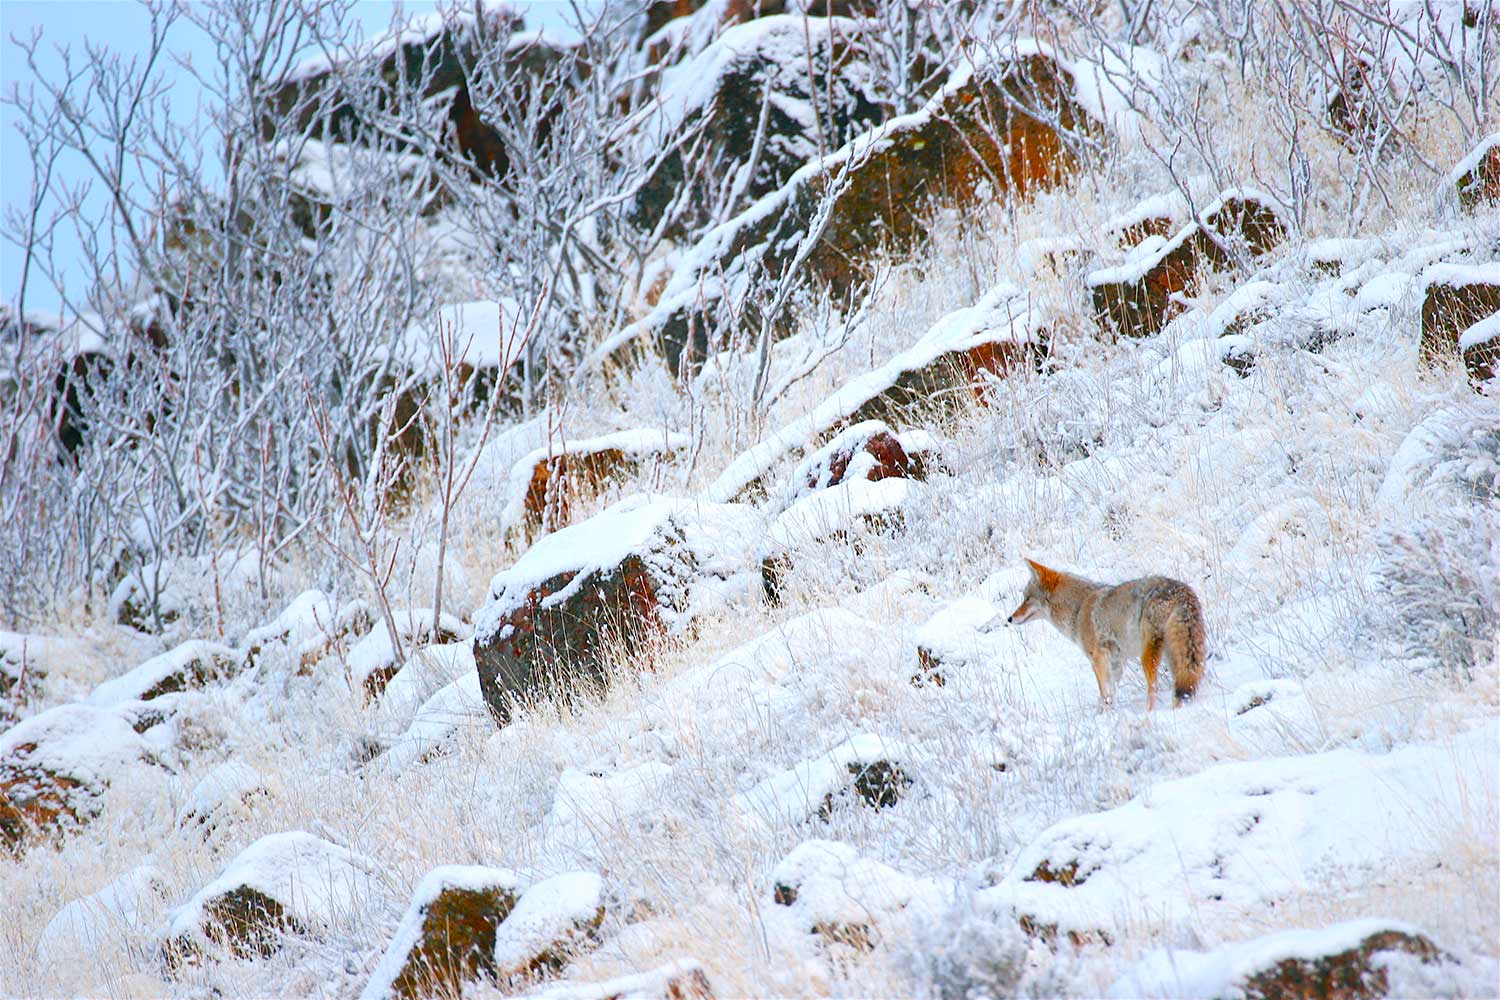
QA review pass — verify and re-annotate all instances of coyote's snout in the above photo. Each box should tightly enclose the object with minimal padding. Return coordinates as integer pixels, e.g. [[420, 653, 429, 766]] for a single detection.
[[992, 558, 1205, 709]]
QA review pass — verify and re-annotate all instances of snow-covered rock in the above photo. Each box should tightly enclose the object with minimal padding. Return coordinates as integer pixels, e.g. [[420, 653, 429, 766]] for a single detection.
[[36, 864, 170, 962], [87, 640, 239, 707], [492, 871, 607, 985], [163, 831, 380, 962], [472, 494, 761, 725], [176, 761, 270, 837], [736, 733, 912, 830], [362, 864, 524, 1000], [768, 839, 943, 951], [500, 429, 690, 538]]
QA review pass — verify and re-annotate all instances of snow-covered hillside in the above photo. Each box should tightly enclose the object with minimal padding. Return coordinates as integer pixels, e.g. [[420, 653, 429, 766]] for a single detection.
[[2, 1, 1497, 998]]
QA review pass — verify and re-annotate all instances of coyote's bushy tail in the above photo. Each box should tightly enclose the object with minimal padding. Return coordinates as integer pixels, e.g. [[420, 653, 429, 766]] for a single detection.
[[1164, 586, 1206, 704]]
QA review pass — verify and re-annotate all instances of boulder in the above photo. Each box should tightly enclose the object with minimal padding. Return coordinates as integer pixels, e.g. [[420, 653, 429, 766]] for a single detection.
[[1089, 190, 1288, 339], [86, 640, 239, 707], [493, 871, 608, 986], [1418, 263, 1500, 387], [37, 864, 171, 962], [1108, 920, 1450, 1000], [502, 430, 691, 539], [603, 43, 1094, 371], [472, 495, 760, 725], [785, 421, 938, 505], [1451, 132, 1499, 212], [361, 865, 524, 1000], [163, 831, 378, 964], [736, 733, 912, 829], [242, 591, 376, 672], [630, 15, 886, 238], [0, 703, 165, 856], [707, 282, 1042, 504]]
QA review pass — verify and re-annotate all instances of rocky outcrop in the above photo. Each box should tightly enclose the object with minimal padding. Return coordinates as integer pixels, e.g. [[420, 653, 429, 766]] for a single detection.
[[768, 840, 937, 954], [0, 704, 165, 856], [86, 640, 239, 707], [503, 430, 690, 539], [361, 865, 524, 1000], [1418, 263, 1500, 387], [472, 495, 759, 725], [1109, 920, 1451, 1000], [631, 15, 885, 238], [606, 44, 1094, 371], [1452, 132, 1499, 212], [492, 871, 608, 987], [1089, 190, 1288, 339], [163, 832, 378, 965], [706, 283, 1042, 504]]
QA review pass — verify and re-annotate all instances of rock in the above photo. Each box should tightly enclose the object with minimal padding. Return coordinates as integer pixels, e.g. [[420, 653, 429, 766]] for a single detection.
[[786, 421, 937, 505], [86, 640, 239, 707], [768, 840, 937, 953], [736, 733, 912, 829], [472, 495, 759, 725], [1103, 192, 1186, 248], [492, 871, 608, 987], [1451, 132, 1499, 212], [607, 44, 1094, 371], [350, 610, 468, 701], [631, 15, 885, 238], [0, 703, 165, 856], [176, 761, 271, 838], [502, 430, 691, 539], [0, 631, 66, 726], [1418, 263, 1500, 387], [242, 591, 376, 672], [1108, 919, 1450, 1000], [1089, 190, 1288, 339], [163, 831, 378, 964], [707, 282, 1043, 504], [37, 864, 171, 962], [380, 670, 488, 773], [361, 865, 524, 1000], [518, 958, 715, 1000]]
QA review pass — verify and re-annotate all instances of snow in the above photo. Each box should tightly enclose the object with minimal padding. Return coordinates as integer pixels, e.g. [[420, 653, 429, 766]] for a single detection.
[[491, 871, 604, 974], [1459, 311, 1500, 353], [984, 720, 1500, 939], [347, 609, 468, 693], [1355, 270, 1415, 312], [372, 640, 476, 737], [736, 733, 910, 831], [380, 669, 488, 774], [86, 640, 238, 707], [767, 839, 943, 935], [1108, 918, 1446, 998], [242, 589, 335, 651], [767, 476, 915, 551], [1449, 132, 1500, 185], [361, 864, 524, 1000], [1421, 261, 1499, 290], [541, 762, 675, 863], [178, 761, 268, 832], [36, 864, 168, 962], [394, 299, 530, 376], [165, 831, 380, 945], [520, 960, 711, 1000], [1069, 45, 1167, 146], [0, 703, 159, 789]]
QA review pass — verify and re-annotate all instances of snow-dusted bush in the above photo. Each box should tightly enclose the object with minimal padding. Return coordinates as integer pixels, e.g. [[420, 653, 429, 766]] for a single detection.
[[1376, 404, 1500, 680]]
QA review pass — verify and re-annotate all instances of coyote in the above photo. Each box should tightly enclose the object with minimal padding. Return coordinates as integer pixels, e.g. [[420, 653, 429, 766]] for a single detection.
[[989, 558, 1205, 709]]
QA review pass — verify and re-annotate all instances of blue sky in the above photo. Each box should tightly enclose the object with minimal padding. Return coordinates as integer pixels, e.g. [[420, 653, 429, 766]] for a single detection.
[[1, 0, 583, 316]]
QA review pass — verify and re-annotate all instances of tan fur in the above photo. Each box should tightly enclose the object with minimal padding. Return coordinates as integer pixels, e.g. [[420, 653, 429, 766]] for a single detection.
[[1000, 558, 1205, 709]]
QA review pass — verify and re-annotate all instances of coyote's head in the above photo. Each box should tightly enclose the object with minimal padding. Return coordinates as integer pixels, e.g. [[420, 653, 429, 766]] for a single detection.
[[1008, 558, 1062, 625]]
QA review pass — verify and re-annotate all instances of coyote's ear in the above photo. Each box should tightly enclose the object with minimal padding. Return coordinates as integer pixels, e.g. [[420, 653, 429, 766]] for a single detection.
[[1024, 558, 1062, 591]]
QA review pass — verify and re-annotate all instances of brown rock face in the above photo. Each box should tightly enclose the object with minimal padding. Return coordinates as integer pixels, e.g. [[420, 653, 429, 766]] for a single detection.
[[386, 878, 521, 1000], [475, 558, 664, 725], [521, 446, 677, 538], [1240, 928, 1445, 1000], [1420, 274, 1500, 387], [1455, 136, 1500, 212], [1091, 194, 1288, 339], [800, 427, 926, 493]]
